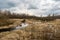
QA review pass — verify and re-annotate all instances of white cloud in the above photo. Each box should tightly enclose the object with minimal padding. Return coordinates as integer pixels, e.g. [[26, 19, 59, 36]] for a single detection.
[[0, 0, 60, 16]]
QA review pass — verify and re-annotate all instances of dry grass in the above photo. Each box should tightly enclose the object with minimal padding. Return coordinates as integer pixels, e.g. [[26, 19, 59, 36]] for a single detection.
[[0, 19, 60, 40]]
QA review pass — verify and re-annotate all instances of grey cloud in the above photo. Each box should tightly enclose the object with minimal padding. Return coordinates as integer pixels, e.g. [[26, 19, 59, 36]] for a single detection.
[[28, 4, 38, 9], [0, 0, 60, 16], [0, 0, 16, 9], [54, 0, 60, 1], [7, 2, 16, 7]]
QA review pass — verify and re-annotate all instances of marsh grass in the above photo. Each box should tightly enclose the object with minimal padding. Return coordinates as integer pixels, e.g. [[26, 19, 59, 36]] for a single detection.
[[0, 19, 60, 40], [0, 19, 14, 26]]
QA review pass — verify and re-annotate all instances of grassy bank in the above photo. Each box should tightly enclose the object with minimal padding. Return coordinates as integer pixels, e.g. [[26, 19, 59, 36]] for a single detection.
[[0, 19, 60, 40]]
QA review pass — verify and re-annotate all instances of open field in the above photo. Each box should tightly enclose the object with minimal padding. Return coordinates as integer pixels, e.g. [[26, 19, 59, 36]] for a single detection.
[[0, 19, 60, 40]]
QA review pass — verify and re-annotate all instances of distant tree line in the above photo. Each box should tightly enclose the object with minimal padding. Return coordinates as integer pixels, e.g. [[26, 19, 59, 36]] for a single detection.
[[0, 10, 60, 21]]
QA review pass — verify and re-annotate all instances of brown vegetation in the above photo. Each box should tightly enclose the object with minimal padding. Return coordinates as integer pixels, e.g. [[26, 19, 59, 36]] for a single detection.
[[0, 19, 60, 40], [0, 10, 60, 40], [0, 10, 60, 22]]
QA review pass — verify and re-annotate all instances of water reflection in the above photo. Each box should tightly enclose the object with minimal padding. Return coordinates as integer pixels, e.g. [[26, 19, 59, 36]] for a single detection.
[[0, 23, 29, 33], [15, 23, 29, 30]]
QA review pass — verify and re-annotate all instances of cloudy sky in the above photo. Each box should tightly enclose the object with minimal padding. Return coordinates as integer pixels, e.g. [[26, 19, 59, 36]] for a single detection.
[[0, 0, 60, 16]]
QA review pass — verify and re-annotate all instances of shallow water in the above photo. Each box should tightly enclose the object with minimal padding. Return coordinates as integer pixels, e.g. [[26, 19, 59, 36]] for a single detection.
[[0, 23, 29, 32], [15, 23, 29, 30]]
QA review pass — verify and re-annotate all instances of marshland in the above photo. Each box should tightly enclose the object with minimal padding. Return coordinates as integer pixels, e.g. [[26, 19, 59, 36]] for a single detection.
[[0, 11, 60, 40]]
